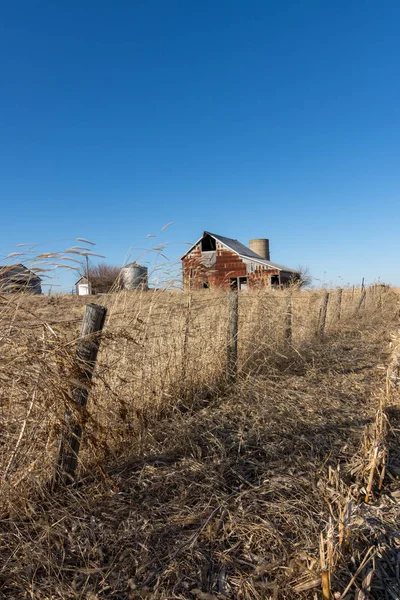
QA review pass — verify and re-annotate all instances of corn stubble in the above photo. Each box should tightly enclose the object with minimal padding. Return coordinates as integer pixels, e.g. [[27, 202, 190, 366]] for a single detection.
[[0, 281, 399, 599]]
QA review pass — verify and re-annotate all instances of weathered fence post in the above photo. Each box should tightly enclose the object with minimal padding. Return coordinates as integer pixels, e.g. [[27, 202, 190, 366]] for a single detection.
[[227, 291, 239, 383], [284, 295, 292, 344], [335, 288, 343, 322], [377, 287, 383, 312], [354, 289, 367, 315], [181, 291, 192, 382], [56, 303, 107, 485], [317, 292, 329, 336]]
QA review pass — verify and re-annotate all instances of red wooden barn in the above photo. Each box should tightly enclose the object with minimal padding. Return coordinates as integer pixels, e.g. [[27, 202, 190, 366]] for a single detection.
[[181, 231, 299, 290]]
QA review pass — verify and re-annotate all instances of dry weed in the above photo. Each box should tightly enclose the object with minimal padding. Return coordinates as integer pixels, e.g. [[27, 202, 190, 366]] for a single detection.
[[0, 280, 398, 598]]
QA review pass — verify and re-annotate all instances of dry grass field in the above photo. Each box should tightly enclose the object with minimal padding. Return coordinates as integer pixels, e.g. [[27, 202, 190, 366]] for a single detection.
[[0, 285, 400, 599]]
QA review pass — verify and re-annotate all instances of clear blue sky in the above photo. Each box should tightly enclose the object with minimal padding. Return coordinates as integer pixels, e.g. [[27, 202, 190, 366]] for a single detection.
[[1, 1, 399, 291]]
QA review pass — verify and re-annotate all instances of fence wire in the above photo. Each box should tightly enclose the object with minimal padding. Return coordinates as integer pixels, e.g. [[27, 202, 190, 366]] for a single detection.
[[0, 285, 395, 511]]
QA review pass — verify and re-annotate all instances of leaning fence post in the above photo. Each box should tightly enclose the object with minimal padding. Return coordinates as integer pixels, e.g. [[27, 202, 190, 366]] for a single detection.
[[227, 291, 239, 383], [181, 291, 192, 382], [335, 288, 343, 322], [55, 303, 107, 485], [284, 295, 292, 344], [354, 289, 366, 315], [317, 291, 329, 336]]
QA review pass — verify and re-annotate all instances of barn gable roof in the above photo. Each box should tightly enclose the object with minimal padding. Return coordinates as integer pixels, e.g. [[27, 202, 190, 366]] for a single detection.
[[181, 231, 299, 274], [0, 263, 42, 281]]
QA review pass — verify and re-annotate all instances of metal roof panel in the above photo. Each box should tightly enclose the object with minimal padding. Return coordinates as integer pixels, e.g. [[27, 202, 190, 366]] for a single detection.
[[205, 232, 299, 274], [180, 231, 299, 274]]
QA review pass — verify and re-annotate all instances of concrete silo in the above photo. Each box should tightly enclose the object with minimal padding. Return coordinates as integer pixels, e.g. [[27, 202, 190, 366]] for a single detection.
[[249, 238, 270, 261], [120, 262, 148, 290]]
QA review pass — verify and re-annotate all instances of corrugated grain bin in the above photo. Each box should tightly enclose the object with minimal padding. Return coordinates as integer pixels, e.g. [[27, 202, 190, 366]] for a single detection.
[[120, 262, 148, 290]]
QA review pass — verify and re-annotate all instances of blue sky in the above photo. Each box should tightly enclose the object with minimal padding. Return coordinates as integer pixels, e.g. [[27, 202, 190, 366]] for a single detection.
[[1, 1, 399, 290]]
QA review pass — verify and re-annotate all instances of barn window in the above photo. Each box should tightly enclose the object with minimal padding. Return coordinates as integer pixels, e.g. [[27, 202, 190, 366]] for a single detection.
[[230, 277, 248, 290], [201, 234, 216, 252], [230, 278, 238, 290], [203, 281, 210, 289], [239, 277, 248, 290], [270, 275, 280, 286]]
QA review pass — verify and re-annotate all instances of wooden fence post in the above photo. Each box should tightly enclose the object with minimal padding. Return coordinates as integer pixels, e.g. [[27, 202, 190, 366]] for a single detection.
[[56, 303, 107, 485], [181, 292, 192, 382], [318, 292, 329, 336], [354, 289, 366, 315], [284, 295, 292, 344], [377, 287, 382, 312], [335, 288, 343, 322], [227, 291, 239, 383]]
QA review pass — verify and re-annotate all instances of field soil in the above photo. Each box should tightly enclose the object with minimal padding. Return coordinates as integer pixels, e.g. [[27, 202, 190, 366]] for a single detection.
[[1, 291, 400, 599]]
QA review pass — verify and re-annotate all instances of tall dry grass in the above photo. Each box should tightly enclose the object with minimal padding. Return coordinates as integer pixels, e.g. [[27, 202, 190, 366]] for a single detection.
[[1, 243, 399, 599], [0, 281, 394, 516], [0, 278, 397, 600]]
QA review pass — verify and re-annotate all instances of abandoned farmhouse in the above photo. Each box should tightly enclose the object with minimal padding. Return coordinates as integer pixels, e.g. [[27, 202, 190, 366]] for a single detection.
[[181, 231, 299, 290]]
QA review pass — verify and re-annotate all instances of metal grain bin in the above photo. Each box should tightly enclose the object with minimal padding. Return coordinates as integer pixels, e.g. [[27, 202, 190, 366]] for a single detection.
[[120, 262, 148, 290]]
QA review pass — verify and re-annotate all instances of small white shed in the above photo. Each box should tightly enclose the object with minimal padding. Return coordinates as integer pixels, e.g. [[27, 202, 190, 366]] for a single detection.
[[75, 276, 91, 295]]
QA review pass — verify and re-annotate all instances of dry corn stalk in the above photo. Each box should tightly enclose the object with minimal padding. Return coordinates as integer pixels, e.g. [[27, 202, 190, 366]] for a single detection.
[[320, 532, 331, 600], [364, 397, 388, 502]]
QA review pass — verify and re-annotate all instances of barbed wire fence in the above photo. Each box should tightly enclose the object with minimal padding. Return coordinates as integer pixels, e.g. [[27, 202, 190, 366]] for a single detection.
[[0, 284, 395, 510]]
